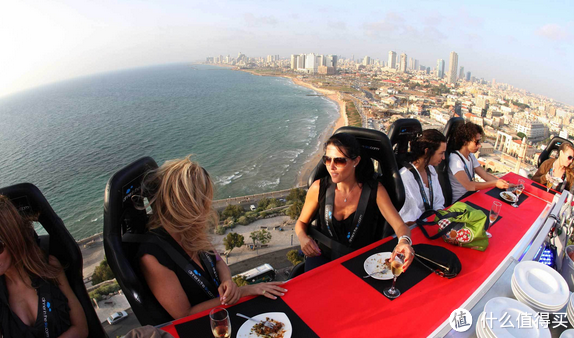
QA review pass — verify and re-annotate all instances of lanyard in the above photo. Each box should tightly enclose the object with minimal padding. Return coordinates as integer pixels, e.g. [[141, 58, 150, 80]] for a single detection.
[[454, 151, 474, 181], [324, 178, 371, 244], [406, 163, 434, 211]]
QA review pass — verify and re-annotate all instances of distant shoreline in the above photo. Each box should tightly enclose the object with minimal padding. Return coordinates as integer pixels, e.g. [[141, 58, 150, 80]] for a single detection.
[[204, 64, 348, 187]]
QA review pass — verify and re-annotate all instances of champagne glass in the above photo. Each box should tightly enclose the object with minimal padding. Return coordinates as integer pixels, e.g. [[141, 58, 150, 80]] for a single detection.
[[511, 179, 525, 208], [546, 173, 554, 192], [210, 307, 231, 338], [489, 201, 502, 229], [383, 253, 405, 299]]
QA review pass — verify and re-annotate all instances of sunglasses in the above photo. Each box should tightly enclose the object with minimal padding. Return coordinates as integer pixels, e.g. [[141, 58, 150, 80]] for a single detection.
[[322, 155, 350, 168], [474, 139, 481, 145], [568, 156, 574, 161]]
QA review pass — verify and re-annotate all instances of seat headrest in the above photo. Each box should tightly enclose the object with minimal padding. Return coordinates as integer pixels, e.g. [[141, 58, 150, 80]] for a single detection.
[[538, 137, 573, 168], [443, 117, 464, 151], [387, 118, 423, 147]]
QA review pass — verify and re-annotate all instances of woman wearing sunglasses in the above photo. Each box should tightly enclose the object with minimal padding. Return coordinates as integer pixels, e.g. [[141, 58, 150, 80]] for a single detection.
[[532, 142, 574, 192], [398, 129, 447, 223], [449, 122, 509, 202], [0, 195, 88, 338], [295, 133, 414, 272]]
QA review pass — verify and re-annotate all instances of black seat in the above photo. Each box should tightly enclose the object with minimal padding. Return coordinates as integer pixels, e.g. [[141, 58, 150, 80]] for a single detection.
[[387, 118, 423, 169], [0, 183, 107, 338], [103, 157, 173, 326], [437, 117, 465, 206], [538, 137, 573, 168], [307, 126, 405, 238]]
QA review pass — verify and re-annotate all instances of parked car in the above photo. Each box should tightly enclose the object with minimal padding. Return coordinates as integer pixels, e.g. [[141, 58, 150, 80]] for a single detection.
[[107, 311, 128, 325]]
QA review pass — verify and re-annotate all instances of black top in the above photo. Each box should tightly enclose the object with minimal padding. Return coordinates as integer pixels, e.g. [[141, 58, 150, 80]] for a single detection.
[[317, 177, 383, 250], [0, 276, 71, 338], [136, 228, 220, 311]]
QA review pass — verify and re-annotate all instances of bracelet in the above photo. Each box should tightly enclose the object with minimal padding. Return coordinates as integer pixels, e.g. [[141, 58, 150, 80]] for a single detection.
[[398, 235, 412, 246]]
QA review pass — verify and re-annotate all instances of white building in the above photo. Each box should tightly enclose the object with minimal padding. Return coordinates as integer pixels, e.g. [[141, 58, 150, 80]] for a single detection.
[[400, 54, 407, 73], [515, 121, 548, 143], [388, 51, 396, 69], [448, 51, 458, 84]]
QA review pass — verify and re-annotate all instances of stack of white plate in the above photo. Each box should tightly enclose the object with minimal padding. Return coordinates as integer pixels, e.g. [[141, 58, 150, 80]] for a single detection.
[[567, 293, 574, 327], [475, 297, 551, 338], [511, 261, 569, 313]]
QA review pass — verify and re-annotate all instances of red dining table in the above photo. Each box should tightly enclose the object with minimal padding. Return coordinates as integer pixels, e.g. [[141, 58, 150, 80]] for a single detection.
[[160, 173, 555, 338]]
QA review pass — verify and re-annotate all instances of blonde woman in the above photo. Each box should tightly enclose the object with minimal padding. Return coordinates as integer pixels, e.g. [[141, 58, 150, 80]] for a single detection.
[[0, 195, 88, 338], [138, 156, 287, 320]]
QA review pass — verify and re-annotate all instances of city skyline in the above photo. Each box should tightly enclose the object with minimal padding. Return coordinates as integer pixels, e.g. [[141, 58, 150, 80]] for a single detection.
[[1, 0, 573, 105]]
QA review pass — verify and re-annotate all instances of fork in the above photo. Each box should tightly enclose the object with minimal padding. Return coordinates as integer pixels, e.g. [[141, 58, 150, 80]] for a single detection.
[[362, 267, 388, 278], [236, 313, 276, 329]]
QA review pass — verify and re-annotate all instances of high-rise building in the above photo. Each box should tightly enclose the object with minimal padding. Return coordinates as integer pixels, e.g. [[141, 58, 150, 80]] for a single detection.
[[436, 59, 445, 78], [466, 71, 471, 81], [298, 54, 306, 69], [388, 51, 397, 69], [459, 66, 465, 80], [400, 53, 407, 73], [426, 67, 431, 74], [290, 55, 298, 70], [318, 55, 325, 66], [363, 56, 371, 66], [448, 52, 458, 84], [305, 53, 318, 73], [409, 57, 414, 70], [415, 59, 419, 72], [327, 55, 338, 70]]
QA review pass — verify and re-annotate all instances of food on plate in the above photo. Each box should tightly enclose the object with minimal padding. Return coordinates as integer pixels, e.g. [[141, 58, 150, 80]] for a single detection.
[[251, 318, 286, 338], [501, 192, 516, 202]]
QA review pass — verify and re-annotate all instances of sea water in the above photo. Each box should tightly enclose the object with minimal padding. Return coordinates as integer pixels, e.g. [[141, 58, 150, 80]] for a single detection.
[[0, 64, 338, 239]]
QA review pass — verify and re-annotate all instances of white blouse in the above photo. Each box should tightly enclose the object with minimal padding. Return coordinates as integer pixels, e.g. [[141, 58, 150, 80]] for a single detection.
[[399, 164, 445, 223]]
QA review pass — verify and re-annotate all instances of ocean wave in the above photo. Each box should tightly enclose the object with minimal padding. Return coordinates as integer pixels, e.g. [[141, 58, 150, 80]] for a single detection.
[[215, 171, 244, 186], [257, 178, 280, 189]]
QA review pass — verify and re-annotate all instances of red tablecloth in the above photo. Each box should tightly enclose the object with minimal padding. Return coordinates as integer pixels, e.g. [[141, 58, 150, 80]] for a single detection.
[[162, 173, 551, 338]]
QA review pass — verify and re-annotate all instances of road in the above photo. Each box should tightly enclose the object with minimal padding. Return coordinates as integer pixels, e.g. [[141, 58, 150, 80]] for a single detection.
[[103, 308, 140, 337]]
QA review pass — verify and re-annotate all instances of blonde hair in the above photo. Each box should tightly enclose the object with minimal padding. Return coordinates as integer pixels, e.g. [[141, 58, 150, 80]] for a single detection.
[[0, 195, 61, 285], [143, 156, 217, 258]]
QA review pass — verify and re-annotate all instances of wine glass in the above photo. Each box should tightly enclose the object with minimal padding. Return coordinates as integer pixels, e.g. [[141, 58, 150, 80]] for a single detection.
[[512, 179, 525, 208], [383, 253, 405, 299], [546, 173, 555, 192], [210, 307, 231, 338], [488, 201, 502, 231]]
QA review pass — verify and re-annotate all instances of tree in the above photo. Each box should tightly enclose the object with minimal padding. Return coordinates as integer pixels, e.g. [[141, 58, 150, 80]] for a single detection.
[[249, 229, 272, 254], [221, 205, 243, 219], [517, 132, 526, 140], [287, 249, 304, 266], [223, 232, 245, 256], [91, 258, 115, 285], [286, 188, 306, 203], [286, 200, 304, 220], [232, 275, 248, 287]]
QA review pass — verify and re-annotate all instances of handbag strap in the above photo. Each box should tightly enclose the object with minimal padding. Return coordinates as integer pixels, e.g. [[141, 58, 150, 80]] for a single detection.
[[415, 210, 466, 240], [405, 163, 433, 211]]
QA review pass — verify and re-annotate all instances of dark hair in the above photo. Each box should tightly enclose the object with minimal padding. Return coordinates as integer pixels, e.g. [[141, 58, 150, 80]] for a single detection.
[[450, 122, 484, 151], [324, 133, 373, 183], [408, 129, 447, 167]]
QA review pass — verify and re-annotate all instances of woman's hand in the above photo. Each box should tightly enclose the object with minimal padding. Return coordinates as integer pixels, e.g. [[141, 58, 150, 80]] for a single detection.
[[298, 233, 321, 257], [496, 179, 509, 189], [218, 279, 240, 305], [240, 282, 288, 300], [391, 242, 415, 271]]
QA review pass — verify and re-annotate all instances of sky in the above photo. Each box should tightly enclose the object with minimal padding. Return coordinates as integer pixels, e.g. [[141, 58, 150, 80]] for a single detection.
[[1, 0, 573, 105]]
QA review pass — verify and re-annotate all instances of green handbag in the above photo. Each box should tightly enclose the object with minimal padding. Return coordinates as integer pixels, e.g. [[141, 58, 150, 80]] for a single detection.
[[415, 202, 489, 251]]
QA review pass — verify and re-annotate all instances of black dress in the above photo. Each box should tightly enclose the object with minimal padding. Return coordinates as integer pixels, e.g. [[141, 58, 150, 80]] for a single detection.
[[0, 276, 71, 338], [136, 228, 221, 316], [316, 177, 383, 254]]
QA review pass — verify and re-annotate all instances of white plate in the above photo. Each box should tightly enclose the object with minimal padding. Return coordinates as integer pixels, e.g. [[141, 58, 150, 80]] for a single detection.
[[363, 252, 393, 280], [514, 261, 569, 308], [476, 312, 495, 338], [561, 329, 574, 338], [570, 293, 574, 311], [511, 276, 564, 312], [500, 191, 517, 203], [484, 297, 551, 338], [236, 312, 292, 338]]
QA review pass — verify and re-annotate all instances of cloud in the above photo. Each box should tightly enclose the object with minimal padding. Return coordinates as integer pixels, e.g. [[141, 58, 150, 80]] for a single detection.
[[364, 11, 445, 41], [363, 12, 405, 38], [536, 23, 573, 41], [243, 13, 277, 26], [328, 21, 346, 30]]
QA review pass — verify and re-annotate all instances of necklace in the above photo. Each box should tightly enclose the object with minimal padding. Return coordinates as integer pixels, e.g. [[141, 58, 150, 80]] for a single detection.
[[340, 182, 358, 203]]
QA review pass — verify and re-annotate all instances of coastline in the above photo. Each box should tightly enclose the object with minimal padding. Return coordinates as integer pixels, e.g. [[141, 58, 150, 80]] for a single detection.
[[202, 64, 348, 187]]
